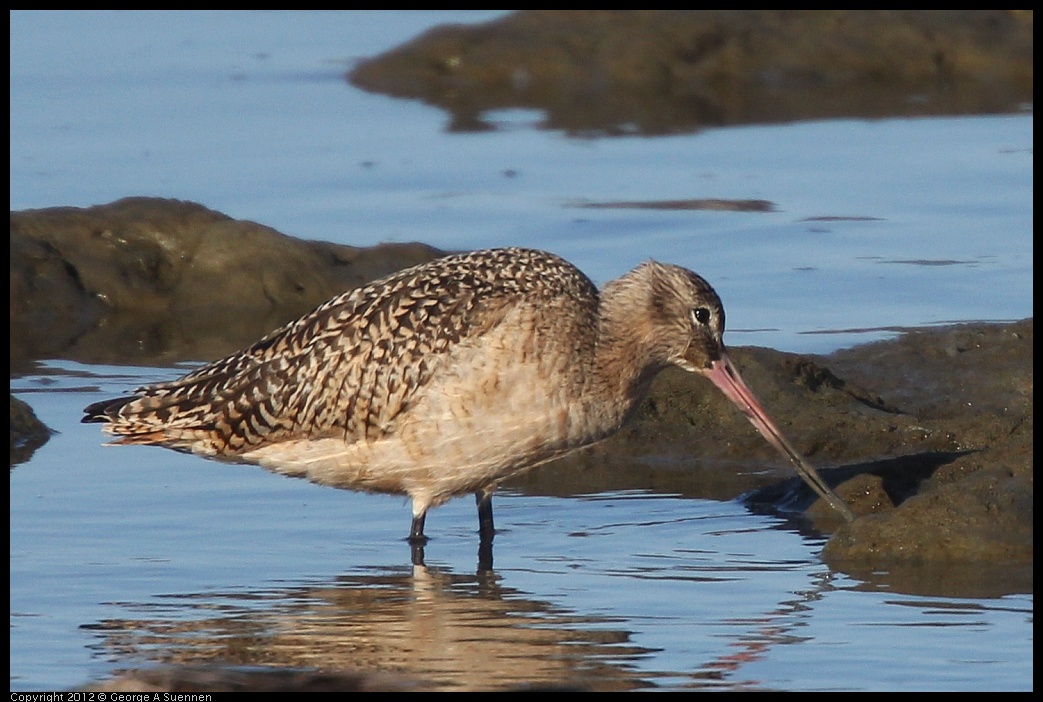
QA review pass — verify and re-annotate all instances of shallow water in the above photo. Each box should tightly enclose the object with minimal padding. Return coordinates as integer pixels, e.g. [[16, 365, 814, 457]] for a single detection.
[[10, 364, 1034, 691], [9, 11, 1033, 691]]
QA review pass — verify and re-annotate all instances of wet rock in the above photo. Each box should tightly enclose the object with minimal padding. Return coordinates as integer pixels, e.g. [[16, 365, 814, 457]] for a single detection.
[[10, 197, 445, 369], [10, 393, 52, 466], [817, 321, 1033, 564], [823, 466, 1032, 563], [348, 10, 1033, 135]]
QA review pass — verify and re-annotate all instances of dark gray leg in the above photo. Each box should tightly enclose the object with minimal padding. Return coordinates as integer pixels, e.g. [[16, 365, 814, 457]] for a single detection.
[[476, 491, 495, 543], [409, 513, 428, 543], [476, 492, 494, 571]]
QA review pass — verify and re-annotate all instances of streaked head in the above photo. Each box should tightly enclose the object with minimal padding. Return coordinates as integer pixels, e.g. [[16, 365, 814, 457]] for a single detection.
[[607, 260, 856, 522]]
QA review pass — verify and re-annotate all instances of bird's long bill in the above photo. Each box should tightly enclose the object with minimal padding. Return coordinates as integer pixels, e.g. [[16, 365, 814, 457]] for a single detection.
[[702, 354, 856, 522]]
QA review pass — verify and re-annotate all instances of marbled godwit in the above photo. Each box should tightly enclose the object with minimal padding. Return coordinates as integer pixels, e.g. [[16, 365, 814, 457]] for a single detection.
[[83, 247, 855, 557]]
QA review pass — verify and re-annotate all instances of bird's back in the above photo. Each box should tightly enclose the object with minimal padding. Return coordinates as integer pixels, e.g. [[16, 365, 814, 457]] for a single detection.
[[83, 248, 601, 461]]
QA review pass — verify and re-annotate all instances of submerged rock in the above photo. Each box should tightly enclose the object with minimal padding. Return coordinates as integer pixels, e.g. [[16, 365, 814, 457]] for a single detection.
[[348, 10, 1033, 135]]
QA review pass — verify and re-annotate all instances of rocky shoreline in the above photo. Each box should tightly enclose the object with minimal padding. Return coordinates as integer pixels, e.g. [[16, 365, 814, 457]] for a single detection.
[[348, 10, 1031, 136], [10, 198, 1032, 578]]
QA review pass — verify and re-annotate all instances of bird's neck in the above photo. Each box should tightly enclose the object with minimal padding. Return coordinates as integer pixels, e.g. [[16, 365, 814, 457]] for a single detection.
[[589, 277, 671, 430]]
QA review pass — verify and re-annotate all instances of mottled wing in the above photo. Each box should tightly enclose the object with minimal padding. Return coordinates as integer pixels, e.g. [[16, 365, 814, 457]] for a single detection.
[[83, 248, 598, 458]]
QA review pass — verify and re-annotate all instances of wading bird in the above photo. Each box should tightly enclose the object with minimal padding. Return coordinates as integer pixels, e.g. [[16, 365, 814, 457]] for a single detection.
[[84, 247, 855, 565]]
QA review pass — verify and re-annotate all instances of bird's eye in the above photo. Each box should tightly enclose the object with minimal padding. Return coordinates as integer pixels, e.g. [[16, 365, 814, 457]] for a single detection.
[[691, 307, 711, 326]]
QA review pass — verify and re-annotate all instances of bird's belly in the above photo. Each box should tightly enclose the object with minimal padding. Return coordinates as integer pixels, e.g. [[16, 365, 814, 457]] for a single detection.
[[242, 355, 604, 506], [241, 410, 587, 505]]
